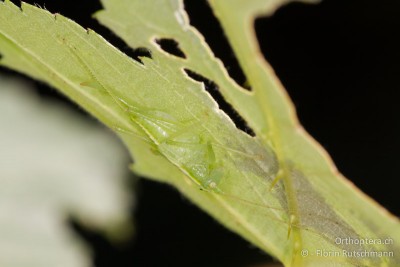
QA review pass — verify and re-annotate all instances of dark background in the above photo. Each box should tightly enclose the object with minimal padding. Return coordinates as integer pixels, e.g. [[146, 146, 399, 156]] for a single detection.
[[2, 0, 400, 266]]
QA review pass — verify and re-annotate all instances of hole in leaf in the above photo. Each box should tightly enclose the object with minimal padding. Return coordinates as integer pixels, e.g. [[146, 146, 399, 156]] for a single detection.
[[133, 47, 152, 58], [184, 68, 255, 137], [131, 47, 152, 64], [184, 0, 251, 91], [155, 38, 186, 59]]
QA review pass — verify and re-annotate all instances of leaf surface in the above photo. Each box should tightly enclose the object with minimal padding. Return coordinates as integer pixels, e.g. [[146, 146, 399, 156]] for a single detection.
[[0, 1, 399, 266]]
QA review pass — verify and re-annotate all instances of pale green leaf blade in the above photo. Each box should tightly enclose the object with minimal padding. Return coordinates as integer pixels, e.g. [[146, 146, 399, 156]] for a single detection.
[[0, 1, 399, 266], [0, 75, 131, 267], [0, 1, 290, 261], [96, 0, 400, 266], [208, 0, 400, 266]]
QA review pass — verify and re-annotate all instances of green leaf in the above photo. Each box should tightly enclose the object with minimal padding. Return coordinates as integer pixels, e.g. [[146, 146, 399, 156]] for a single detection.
[[0, 1, 398, 266], [0, 75, 131, 267]]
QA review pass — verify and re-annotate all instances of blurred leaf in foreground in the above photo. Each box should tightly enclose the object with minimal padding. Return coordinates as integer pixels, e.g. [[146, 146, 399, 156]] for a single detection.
[[0, 75, 132, 267]]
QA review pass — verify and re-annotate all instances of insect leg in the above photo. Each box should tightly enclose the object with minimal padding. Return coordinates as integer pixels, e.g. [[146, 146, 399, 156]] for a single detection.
[[113, 126, 153, 144]]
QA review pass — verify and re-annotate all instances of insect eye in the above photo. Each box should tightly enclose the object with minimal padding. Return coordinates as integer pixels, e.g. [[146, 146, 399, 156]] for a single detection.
[[208, 181, 217, 189], [190, 164, 208, 178]]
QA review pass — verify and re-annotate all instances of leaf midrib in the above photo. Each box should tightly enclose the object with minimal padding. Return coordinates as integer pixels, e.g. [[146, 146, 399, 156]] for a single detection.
[[0, 4, 286, 260]]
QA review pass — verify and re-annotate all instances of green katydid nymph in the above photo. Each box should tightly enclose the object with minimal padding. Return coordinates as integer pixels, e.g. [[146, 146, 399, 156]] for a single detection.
[[64, 40, 357, 247]]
